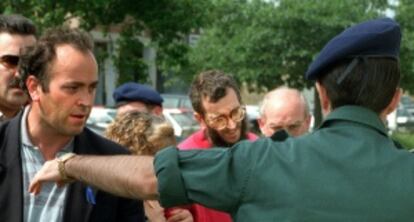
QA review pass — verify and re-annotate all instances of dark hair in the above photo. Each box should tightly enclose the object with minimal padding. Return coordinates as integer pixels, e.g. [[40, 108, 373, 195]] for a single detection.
[[189, 70, 242, 115], [318, 57, 400, 113], [19, 26, 94, 93], [0, 14, 36, 35]]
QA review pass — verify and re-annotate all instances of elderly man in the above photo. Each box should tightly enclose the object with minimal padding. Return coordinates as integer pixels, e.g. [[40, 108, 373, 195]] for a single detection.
[[113, 82, 163, 116], [258, 86, 311, 137], [0, 14, 36, 122], [30, 18, 414, 221]]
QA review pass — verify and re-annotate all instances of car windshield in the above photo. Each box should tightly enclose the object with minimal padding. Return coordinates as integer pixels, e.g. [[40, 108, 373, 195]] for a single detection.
[[163, 96, 181, 109], [182, 99, 193, 110], [401, 95, 413, 105], [169, 112, 197, 127], [107, 109, 117, 119], [89, 115, 112, 123], [162, 94, 193, 110], [398, 106, 411, 117], [87, 108, 116, 125]]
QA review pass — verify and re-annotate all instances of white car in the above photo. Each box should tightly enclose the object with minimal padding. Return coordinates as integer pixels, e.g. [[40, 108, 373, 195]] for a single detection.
[[161, 94, 193, 110], [86, 107, 117, 135], [163, 108, 199, 141]]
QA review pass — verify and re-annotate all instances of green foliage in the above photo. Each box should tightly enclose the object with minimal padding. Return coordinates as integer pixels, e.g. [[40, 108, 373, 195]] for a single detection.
[[111, 0, 212, 87], [114, 32, 147, 84], [395, 0, 414, 93], [1, 0, 211, 88], [1, 0, 70, 31], [2, 0, 414, 94], [188, 0, 388, 91], [392, 132, 414, 150]]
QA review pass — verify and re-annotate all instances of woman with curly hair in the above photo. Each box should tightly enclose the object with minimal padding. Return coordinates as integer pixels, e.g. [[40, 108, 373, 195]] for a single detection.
[[106, 111, 176, 156], [105, 111, 192, 222]]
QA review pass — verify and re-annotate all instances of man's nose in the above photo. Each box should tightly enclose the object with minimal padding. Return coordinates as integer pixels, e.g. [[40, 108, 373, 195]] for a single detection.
[[226, 118, 238, 130], [78, 91, 94, 107], [13, 67, 20, 77]]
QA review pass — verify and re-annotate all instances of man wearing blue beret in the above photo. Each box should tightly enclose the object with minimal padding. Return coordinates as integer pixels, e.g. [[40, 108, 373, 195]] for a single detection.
[[30, 18, 414, 221], [113, 82, 163, 116]]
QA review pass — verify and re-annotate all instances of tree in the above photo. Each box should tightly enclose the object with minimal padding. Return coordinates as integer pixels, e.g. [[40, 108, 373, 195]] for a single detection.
[[186, 0, 389, 127], [188, 0, 389, 90], [395, 0, 414, 93], [1, 0, 211, 87]]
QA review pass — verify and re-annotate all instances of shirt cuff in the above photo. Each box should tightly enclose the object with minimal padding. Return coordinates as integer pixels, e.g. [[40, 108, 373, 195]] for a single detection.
[[154, 146, 190, 207]]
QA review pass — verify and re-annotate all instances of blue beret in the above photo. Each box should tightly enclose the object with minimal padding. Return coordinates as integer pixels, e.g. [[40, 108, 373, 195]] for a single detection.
[[305, 18, 401, 80], [113, 82, 163, 106]]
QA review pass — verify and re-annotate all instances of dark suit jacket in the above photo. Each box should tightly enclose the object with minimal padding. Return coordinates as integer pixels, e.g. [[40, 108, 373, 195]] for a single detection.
[[0, 111, 145, 222]]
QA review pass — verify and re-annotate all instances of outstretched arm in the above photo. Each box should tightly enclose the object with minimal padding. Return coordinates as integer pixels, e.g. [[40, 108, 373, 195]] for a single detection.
[[29, 155, 158, 200]]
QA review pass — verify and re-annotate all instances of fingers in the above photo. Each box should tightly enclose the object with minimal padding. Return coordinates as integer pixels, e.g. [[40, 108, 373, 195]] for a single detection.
[[167, 209, 193, 222], [28, 159, 64, 195], [28, 179, 41, 195], [29, 169, 45, 195]]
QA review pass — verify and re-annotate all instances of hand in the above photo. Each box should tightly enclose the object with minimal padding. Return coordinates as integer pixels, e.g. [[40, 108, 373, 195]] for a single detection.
[[144, 200, 167, 222], [167, 208, 193, 222], [28, 159, 66, 195]]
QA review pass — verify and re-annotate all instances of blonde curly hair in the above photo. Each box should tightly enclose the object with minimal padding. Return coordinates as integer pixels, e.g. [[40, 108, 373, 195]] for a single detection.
[[105, 111, 176, 156]]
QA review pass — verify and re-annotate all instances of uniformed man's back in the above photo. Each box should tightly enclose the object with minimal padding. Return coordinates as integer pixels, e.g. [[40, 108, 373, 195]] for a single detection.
[[232, 106, 414, 221]]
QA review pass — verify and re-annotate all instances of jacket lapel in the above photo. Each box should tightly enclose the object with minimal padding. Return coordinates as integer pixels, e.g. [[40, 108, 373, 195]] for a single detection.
[[0, 113, 24, 221], [63, 181, 95, 222], [62, 132, 96, 222]]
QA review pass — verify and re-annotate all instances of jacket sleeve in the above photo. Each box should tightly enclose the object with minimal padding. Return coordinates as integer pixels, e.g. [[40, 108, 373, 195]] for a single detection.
[[154, 141, 255, 213]]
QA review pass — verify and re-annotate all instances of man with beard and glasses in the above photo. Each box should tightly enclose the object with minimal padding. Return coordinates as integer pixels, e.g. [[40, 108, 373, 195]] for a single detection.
[[0, 14, 36, 122], [0, 27, 144, 222], [167, 70, 257, 222]]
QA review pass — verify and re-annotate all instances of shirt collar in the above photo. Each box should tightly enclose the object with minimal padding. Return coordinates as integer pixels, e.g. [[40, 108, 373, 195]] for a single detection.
[[319, 105, 388, 136], [20, 105, 74, 152]]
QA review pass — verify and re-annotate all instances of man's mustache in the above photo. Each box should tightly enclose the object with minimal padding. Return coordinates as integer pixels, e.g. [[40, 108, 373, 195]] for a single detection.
[[8, 77, 22, 88]]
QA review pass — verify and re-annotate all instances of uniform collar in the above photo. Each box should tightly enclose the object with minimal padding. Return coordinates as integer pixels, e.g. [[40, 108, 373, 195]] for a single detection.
[[320, 105, 388, 136]]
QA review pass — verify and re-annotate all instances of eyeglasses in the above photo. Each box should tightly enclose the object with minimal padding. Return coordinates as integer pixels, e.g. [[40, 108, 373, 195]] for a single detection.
[[205, 106, 246, 130], [0, 55, 20, 69]]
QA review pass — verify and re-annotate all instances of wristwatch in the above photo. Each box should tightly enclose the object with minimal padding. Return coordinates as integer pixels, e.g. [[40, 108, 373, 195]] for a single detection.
[[57, 152, 76, 183]]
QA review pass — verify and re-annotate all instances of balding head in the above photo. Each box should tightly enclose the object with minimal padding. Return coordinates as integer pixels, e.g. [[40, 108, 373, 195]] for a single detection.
[[258, 87, 311, 137]]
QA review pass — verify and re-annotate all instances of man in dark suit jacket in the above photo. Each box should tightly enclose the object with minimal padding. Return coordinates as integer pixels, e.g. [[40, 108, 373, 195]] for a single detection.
[[0, 113, 144, 222], [0, 14, 36, 122], [0, 27, 144, 221]]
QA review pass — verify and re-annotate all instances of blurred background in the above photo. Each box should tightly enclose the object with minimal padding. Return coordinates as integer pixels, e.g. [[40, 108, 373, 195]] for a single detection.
[[3, 0, 414, 145]]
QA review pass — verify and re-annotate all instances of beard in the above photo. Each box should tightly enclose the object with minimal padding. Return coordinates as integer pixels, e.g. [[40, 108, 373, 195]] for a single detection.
[[9, 76, 22, 88], [206, 118, 248, 147]]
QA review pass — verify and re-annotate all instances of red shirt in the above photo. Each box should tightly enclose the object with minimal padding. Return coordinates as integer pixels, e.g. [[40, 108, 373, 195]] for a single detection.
[[169, 129, 258, 222]]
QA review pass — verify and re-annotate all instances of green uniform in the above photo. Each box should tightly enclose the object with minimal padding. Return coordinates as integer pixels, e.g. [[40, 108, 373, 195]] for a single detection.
[[155, 106, 414, 221]]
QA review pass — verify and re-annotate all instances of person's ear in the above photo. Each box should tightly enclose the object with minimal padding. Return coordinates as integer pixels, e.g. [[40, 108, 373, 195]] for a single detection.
[[194, 112, 207, 128], [315, 81, 331, 116], [26, 76, 41, 101], [382, 88, 402, 116], [152, 106, 163, 116], [257, 117, 265, 129], [257, 117, 270, 136]]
